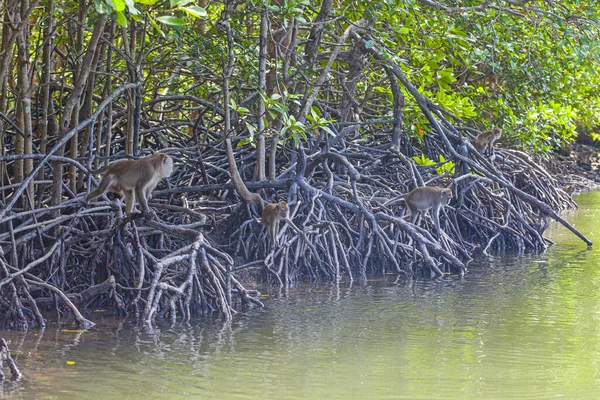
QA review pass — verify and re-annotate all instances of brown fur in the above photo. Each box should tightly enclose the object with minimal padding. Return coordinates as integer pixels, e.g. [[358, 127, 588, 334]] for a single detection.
[[405, 186, 452, 235], [87, 153, 174, 216], [474, 128, 502, 155], [256, 201, 289, 243]]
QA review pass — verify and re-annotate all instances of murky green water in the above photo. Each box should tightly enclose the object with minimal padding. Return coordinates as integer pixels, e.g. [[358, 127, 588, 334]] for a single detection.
[[2, 192, 600, 399]]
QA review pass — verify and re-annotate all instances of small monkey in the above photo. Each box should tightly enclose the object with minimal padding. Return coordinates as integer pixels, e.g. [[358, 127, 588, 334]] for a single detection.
[[87, 153, 174, 218], [405, 186, 452, 235], [254, 201, 290, 244], [577, 147, 595, 171], [474, 128, 502, 155]]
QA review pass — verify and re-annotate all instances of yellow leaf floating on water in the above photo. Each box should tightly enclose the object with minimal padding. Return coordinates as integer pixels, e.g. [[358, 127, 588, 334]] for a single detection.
[[66, 361, 76, 365], [93, 309, 108, 313], [61, 329, 88, 333]]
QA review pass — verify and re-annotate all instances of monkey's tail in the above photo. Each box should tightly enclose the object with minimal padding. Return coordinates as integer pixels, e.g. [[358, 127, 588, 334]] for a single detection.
[[383, 194, 407, 207], [86, 188, 104, 201], [86, 177, 110, 201]]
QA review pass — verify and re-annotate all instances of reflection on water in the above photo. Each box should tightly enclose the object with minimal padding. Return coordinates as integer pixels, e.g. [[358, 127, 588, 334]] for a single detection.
[[2, 192, 600, 400]]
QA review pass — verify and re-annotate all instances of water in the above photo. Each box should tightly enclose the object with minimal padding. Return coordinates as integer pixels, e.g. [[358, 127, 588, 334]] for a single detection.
[[2, 192, 600, 399]]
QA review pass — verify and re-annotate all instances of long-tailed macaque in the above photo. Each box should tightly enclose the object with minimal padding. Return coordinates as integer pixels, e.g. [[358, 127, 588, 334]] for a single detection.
[[405, 186, 452, 235], [577, 147, 595, 171], [474, 128, 502, 155], [87, 153, 174, 217], [254, 201, 290, 243]]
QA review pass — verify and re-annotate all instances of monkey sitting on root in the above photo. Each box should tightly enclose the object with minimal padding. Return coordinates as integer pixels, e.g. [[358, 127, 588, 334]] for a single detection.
[[86, 152, 174, 218], [473, 127, 502, 156], [253, 200, 306, 245]]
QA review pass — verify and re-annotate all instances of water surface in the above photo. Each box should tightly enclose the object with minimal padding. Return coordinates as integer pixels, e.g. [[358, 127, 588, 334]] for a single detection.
[[2, 191, 600, 399]]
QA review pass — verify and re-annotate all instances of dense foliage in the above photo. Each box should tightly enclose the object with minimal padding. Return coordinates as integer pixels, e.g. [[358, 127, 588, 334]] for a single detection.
[[87, 0, 600, 152]]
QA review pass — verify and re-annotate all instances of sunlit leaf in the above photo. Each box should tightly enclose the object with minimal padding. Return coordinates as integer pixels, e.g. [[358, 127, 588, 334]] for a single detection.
[[125, 0, 140, 15], [245, 121, 256, 138], [115, 11, 128, 28], [156, 16, 187, 26], [106, 0, 125, 12], [170, 0, 193, 6], [178, 5, 207, 19], [148, 15, 165, 37]]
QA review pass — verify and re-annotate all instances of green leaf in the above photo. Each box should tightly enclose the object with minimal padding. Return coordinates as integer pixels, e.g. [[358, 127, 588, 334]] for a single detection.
[[106, 0, 126, 12], [412, 154, 435, 166], [125, 0, 140, 15], [135, 0, 158, 4], [115, 10, 128, 27], [178, 5, 207, 18], [93, 0, 110, 14], [237, 138, 252, 147], [170, 0, 193, 7], [295, 16, 307, 24], [291, 132, 300, 148], [156, 16, 187, 26], [321, 126, 335, 136], [148, 15, 165, 36], [236, 106, 249, 115], [365, 39, 375, 49], [245, 121, 256, 138]]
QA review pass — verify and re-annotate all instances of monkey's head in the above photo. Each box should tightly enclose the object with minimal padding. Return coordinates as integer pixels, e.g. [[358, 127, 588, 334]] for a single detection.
[[493, 128, 502, 137], [276, 201, 289, 219], [440, 188, 452, 205], [156, 153, 174, 178]]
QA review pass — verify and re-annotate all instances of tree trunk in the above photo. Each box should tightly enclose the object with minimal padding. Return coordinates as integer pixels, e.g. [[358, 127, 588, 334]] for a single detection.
[[124, 22, 139, 155], [103, 21, 116, 168], [67, 0, 87, 193], [255, 5, 267, 181], [77, 40, 103, 190], [51, 13, 107, 208], [223, 4, 262, 209], [15, 0, 34, 204], [38, 0, 54, 176]]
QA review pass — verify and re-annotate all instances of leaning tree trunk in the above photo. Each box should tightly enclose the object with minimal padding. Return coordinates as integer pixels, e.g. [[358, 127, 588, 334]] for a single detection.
[[51, 13, 107, 209]]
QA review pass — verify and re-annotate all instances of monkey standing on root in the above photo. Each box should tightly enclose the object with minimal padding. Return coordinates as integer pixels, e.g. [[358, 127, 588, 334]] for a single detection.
[[86, 153, 174, 218], [254, 201, 291, 244], [474, 128, 502, 155], [405, 186, 452, 236]]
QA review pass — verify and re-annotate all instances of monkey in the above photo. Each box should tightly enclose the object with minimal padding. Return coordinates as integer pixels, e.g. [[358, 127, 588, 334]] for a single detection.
[[254, 201, 291, 244], [405, 186, 452, 236], [577, 146, 595, 171], [473, 128, 502, 155], [86, 153, 174, 218]]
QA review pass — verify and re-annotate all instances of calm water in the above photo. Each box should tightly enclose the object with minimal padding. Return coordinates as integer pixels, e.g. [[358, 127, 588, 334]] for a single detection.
[[2, 192, 600, 399]]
